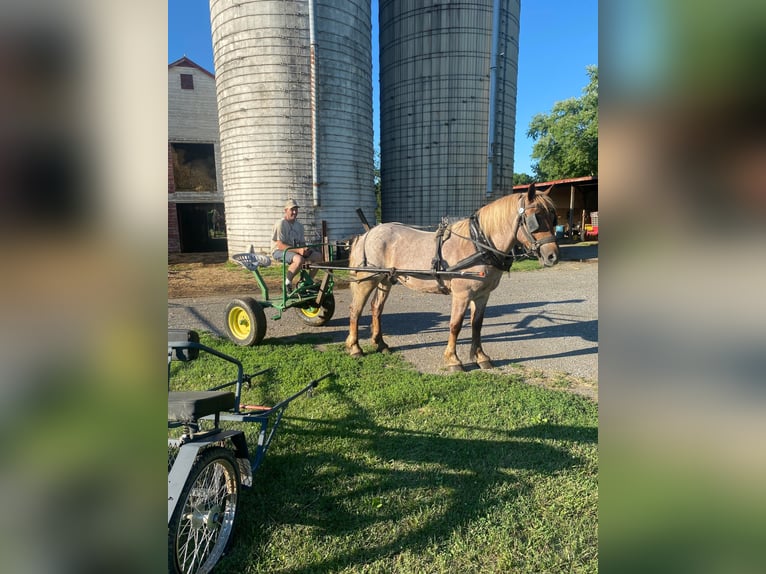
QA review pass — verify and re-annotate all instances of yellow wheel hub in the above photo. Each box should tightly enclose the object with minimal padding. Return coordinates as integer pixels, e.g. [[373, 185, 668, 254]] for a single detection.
[[301, 306, 320, 318], [228, 307, 251, 340]]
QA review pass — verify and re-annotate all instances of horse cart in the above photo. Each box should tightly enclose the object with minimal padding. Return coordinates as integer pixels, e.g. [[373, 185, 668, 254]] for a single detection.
[[168, 329, 331, 573], [224, 184, 559, 370], [223, 240, 488, 348], [223, 245, 336, 346]]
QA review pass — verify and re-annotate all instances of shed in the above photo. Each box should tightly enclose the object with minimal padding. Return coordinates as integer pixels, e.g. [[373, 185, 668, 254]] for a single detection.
[[513, 176, 598, 240]]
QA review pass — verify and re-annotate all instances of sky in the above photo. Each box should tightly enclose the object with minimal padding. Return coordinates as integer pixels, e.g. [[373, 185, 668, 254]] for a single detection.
[[168, 0, 597, 176]]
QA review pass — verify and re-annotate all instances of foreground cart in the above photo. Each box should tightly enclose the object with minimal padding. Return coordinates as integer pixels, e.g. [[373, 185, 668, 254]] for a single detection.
[[167, 329, 331, 573]]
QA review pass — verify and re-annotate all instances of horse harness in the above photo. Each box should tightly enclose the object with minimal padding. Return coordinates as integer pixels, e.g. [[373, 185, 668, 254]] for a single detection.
[[430, 195, 558, 292], [357, 197, 555, 293]]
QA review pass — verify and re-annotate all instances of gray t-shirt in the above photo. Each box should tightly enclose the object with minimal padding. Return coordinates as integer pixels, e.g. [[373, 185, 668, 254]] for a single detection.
[[271, 218, 305, 252]]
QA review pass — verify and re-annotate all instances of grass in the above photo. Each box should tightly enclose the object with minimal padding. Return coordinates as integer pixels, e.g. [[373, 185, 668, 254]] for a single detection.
[[169, 334, 597, 573]]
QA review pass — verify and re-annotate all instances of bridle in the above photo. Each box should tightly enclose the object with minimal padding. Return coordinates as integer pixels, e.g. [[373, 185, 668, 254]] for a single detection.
[[442, 196, 558, 272], [511, 196, 558, 260]]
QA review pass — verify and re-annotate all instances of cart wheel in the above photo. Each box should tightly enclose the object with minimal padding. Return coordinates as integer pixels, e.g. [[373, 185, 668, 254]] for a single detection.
[[296, 293, 335, 326], [168, 447, 240, 574], [224, 297, 267, 346]]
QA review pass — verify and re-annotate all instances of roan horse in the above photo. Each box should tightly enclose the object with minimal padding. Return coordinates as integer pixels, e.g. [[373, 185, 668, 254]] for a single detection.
[[345, 183, 560, 371]]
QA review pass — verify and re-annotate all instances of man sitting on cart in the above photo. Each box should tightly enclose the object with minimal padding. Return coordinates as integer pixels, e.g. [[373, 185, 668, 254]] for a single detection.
[[271, 198, 322, 289]]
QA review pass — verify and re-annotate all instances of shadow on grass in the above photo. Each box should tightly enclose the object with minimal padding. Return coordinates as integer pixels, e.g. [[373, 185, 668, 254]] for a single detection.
[[222, 380, 596, 573]]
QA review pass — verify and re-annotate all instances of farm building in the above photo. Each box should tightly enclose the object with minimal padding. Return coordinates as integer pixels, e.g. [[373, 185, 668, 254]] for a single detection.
[[512, 176, 599, 241], [168, 57, 226, 253]]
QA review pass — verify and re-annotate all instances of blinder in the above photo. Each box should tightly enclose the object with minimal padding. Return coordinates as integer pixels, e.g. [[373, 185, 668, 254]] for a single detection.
[[516, 199, 557, 260], [525, 213, 540, 233]]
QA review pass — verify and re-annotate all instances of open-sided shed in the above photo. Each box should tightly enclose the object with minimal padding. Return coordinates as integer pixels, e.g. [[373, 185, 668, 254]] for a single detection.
[[513, 176, 598, 240]]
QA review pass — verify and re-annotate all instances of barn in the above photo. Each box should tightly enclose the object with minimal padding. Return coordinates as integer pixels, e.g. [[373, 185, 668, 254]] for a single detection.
[[168, 57, 226, 253]]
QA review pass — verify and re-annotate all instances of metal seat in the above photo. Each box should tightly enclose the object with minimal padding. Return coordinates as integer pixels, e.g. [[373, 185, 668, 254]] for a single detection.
[[232, 253, 272, 271]]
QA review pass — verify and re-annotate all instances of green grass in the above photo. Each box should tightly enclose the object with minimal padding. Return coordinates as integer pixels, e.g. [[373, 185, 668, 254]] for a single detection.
[[170, 334, 597, 573], [509, 258, 542, 272]]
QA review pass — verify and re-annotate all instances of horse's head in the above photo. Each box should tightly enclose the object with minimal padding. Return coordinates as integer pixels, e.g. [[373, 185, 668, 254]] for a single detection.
[[515, 183, 560, 267]]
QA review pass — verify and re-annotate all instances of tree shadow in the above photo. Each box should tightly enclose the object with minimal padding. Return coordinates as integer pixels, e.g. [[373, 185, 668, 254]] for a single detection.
[[167, 301, 224, 337], [225, 382, 596, 573]]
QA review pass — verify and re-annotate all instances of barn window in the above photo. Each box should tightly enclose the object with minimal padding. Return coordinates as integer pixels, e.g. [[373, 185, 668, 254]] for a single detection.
[[180, 73, 194, 89], [171, 143, 217, 191]]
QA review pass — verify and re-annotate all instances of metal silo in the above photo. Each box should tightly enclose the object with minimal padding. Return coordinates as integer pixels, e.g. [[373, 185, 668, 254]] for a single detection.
[[209, 0, 376, 256], [379, 0, 520, 226]]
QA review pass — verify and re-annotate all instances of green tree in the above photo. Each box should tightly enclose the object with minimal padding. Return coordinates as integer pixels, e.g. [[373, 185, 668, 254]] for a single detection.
[[513, 172, 535, 185], [527, 65, 598, 181]]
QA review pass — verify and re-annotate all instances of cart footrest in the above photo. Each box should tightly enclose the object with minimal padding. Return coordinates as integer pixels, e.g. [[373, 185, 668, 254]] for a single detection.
[[168, 391, 235, 422]]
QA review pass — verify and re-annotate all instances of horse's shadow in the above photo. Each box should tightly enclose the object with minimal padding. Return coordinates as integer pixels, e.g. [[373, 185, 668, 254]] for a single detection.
[[483, 299, 586, 319], [224, 383, 596, 573], [361, 299, 596, 358]]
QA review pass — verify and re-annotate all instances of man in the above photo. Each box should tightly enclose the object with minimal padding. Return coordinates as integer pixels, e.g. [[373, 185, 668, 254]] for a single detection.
[[271, 198, 322, 288]]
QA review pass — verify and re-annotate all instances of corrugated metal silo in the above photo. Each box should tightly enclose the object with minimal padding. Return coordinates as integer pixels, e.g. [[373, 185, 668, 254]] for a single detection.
[[209, 0, 376, 256], [379, 0, 520, 227]]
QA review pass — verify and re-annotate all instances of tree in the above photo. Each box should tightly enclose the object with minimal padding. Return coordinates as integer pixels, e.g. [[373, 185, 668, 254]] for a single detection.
[[513, 172, 535, 185], [527, 65, 598, 181]]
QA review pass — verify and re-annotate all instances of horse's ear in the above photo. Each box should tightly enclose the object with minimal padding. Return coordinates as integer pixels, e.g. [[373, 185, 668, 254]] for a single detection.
[[541, 184, 554, 196], [526, 183, 536, 202]]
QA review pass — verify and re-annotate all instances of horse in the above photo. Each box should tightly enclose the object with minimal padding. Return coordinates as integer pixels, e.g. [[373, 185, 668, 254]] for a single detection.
[[345, 183, 560, 371]]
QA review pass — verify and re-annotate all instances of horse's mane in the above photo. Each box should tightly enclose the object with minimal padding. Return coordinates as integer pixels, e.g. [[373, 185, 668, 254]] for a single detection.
[[451, 192, 555, 237]]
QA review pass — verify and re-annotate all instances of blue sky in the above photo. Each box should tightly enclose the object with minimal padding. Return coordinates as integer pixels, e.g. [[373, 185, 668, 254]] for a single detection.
[[168, 0, 597, 176]]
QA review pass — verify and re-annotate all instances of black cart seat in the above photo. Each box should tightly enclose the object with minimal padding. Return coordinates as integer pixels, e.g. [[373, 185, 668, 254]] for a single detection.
[[168, 391, 235, 423]]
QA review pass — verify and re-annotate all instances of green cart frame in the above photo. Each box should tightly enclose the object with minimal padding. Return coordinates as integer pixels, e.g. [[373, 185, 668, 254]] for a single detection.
[[224, 245, 335, 346]]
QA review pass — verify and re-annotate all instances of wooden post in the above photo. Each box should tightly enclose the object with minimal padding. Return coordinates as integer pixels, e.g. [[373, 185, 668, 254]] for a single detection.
[[568, 184, 575, 236], [321, 220, 329, 261]]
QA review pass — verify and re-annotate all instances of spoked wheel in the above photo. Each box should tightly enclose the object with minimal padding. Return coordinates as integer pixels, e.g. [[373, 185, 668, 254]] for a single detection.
[[224, 297, 267, 346], [296, 293, 335, 326], [169, 447, 240, 574]]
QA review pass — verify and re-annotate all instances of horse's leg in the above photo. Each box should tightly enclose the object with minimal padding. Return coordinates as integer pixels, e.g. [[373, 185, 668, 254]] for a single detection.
[[345, 276, 378, 357], [370, 280, 393, 353], [444, 294, 470, 372], [468, 296, 494, 369]]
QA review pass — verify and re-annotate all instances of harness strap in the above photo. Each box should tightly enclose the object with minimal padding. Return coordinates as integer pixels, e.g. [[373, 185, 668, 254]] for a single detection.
[[469, 212, 516, 271], [431, 219, 451, 294]]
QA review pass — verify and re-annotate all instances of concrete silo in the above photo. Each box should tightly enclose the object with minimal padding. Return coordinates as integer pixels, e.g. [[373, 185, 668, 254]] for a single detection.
[[209, 0, 376, 255], [379, 0, 520, 226]]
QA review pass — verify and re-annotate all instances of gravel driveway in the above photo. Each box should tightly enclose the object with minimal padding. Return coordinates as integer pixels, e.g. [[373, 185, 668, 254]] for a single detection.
[[168, 246, 597, 383]]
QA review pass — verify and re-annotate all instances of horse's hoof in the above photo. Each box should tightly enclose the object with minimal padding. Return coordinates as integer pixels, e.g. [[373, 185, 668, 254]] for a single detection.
[[448, 364, 465, 373], [478, 360, 494, 370], [348, 348, 364, 358], [379, 346, 390, 354]]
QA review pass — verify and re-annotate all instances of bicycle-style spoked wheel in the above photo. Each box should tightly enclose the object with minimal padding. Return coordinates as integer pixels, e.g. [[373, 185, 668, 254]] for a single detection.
[[169, 447, 240, 574]]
